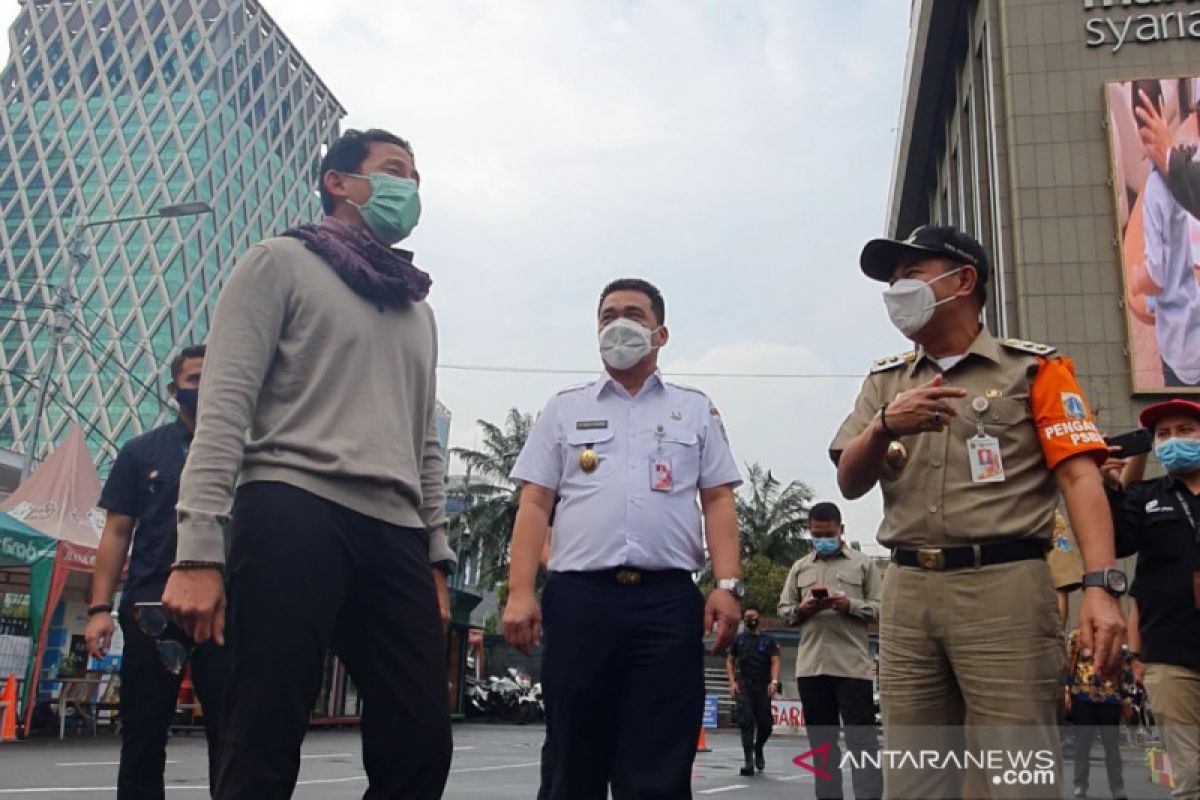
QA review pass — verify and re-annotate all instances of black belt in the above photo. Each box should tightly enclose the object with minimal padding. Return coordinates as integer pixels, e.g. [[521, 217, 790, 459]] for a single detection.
[[891, 540, 1048, 571], [556, 567, 693, 586]]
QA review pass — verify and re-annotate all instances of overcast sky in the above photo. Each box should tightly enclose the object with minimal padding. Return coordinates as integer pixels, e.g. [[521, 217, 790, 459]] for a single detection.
[[1, 1, 913, 551]]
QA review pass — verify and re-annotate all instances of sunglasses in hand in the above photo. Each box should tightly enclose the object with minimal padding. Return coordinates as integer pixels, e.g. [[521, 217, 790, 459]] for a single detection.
[[133, 602, 194, 677]]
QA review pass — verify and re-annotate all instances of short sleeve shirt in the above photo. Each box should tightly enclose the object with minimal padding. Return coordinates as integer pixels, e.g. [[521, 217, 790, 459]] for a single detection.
[[97, 420, 193, 603], [829, 327, 1106, 547], [731, 632, 780, 686], [511, 372, 742, 572]]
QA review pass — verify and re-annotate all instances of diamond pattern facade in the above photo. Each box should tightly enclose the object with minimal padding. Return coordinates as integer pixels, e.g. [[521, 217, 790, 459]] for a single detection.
[[0, 0, 344, 471]]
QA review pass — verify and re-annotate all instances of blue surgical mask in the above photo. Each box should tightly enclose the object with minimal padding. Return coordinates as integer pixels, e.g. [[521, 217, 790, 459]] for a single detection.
[[347, 172, 421, 245], [1155, 437, 1200, 474], [812, 537, 841, 556]]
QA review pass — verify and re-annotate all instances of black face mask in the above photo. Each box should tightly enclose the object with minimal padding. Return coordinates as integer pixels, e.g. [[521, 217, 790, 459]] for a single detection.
[[745, 618, 759, 630], [174, 387, 198, 418]]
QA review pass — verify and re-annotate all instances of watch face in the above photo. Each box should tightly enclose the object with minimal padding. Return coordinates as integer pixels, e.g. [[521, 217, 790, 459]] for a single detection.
[[1108, 570, 1128, 594]]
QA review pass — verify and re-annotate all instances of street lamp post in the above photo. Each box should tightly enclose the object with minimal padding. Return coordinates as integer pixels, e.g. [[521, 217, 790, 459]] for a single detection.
[[19, 202, 213, 479]]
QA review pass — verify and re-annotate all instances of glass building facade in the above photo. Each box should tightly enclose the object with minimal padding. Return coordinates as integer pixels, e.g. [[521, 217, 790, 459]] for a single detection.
[[0, 0, 344, 471]]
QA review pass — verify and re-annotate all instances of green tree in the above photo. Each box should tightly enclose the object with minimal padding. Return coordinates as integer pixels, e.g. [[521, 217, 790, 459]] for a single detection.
[[449, 408, 534, 591], [735, 463, 813, 565], [741, 553, 794, 615], [699, 464, 812, 612]]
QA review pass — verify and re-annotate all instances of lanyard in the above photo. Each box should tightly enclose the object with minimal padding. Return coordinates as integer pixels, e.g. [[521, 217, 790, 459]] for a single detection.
[[1176, 490, 1199, 545]]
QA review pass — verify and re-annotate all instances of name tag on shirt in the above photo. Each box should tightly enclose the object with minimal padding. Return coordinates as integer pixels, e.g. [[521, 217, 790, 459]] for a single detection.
[[967, 435, 1006, 483], [650, 456, 673, 492], [576, 420, 608, 431]]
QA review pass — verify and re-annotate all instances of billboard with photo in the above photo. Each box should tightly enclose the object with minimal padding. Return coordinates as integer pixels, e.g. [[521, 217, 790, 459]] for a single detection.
[[1105, 75, 1200, 393]]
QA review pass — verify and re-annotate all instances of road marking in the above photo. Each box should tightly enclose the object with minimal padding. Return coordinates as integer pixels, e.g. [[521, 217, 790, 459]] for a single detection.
[[0, 789, 203, 795], [450, 760, 541, 775], [54, 761, 178, 767], [0, 760, 543, 794], [453, 746, 476, 751], [697, 786, 748, 795], [299, 753, 354, 760]]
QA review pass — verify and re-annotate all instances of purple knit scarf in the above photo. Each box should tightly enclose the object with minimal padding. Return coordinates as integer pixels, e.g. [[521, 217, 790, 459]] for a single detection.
[[283, 218, 431, 307]]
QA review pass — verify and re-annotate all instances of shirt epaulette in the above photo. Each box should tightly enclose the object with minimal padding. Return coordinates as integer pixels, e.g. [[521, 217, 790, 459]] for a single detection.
[[664, 381, 708, 398], [554, 382, 590, 396], [999, 338, 1057, 357], [870, 351, 916, 374]]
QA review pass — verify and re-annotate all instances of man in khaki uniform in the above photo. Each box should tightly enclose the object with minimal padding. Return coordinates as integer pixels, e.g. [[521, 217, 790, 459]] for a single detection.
[[778, 502, 882, 800], [831, 225, 1126, 799]]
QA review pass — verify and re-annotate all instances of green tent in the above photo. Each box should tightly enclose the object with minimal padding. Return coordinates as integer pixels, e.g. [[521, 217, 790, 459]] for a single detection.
[[0, 509, 57, 567], [0, 511, 58, 729]]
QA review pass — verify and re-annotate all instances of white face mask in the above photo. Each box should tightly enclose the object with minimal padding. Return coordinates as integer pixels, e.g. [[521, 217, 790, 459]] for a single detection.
[[882, 267, 964, 338], [599, 318, 659, 370]]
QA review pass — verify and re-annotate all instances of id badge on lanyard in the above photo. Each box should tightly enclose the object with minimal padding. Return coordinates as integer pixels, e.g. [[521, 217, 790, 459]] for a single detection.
[[651, 425, 673, 492], [967, 397, 1005, 484]]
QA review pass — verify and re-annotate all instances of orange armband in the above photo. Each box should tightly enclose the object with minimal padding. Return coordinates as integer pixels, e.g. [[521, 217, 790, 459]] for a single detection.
[[1030, 356, 1107, 469]]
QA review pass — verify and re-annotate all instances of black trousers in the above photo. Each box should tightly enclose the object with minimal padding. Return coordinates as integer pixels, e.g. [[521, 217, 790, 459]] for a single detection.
[[796, 676, 881, 800], [539, 570, 705, 800], [214, 482, 452, 800], [736, 684, 773, 757], [1071, 700, 1125, 792], [117, 601, 231, 799]]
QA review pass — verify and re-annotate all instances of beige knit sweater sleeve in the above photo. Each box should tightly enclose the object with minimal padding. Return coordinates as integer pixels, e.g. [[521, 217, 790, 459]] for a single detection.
[[175, 243, 289, 564]]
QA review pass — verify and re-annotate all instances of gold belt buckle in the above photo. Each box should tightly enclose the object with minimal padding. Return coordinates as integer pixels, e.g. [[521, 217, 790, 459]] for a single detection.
[[916, 548, 946, 571], [615, 569, 642, 586]]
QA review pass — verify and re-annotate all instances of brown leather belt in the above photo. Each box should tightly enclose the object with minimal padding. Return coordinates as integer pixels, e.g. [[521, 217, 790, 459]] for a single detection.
[[891, 540, 1048, 571]]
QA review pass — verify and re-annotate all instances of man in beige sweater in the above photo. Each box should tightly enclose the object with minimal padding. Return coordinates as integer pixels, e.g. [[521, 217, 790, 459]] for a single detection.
[[163, 128, 455, 799]]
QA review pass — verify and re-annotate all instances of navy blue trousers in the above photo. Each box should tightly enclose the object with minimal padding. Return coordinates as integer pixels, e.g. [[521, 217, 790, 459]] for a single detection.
[[117, 601, 231, 799], [539, 570, 705, 800]]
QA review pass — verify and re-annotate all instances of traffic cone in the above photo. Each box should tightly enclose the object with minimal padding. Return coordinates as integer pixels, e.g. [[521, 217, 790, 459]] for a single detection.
[[696, 727, 711, 753], [0, 674, 16, 742]]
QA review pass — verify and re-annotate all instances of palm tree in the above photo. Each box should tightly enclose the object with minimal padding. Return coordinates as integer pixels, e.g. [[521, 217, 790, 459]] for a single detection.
[[449, 408, 534, 590], [735, 462, 813, 565]]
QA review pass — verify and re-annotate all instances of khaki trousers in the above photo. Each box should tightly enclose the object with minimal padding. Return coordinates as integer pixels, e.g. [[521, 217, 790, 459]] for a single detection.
[[1144, 663, 1200, 800], [879, 558, 1064, 800]]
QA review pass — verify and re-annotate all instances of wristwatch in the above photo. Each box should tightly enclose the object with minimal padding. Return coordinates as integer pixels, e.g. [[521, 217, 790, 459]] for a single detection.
[[715, 578, 745, 599], [1081, 567, 1128, 597]]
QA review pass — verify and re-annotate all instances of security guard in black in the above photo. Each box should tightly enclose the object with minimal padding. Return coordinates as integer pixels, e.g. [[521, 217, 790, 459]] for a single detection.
[[727, 610, 780, 776]]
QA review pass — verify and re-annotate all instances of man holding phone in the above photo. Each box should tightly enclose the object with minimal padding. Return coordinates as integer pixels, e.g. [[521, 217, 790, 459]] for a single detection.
[[778, 502, 882, 800], [84, 345, 231, 799], [1108, 399, 1200, 800]]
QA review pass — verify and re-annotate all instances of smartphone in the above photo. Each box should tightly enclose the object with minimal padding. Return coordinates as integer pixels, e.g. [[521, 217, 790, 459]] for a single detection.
[[810, 586, 829, 600], [1104, 428, 1152, 457]]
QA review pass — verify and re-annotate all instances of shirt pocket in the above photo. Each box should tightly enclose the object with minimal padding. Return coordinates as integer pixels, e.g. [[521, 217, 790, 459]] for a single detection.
[[954, 395, 1030, 469], [565, 429, 616, 479], [833, 567, 866, 600], [143, 470, 179, 498], [657, 425, 701, 488]]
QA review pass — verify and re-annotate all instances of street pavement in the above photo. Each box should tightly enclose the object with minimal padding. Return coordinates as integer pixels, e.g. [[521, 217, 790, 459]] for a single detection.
[[0, 723, 1173, 798]]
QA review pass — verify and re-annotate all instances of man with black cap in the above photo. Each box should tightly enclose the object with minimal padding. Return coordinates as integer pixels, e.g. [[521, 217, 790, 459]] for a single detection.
[[830, 225, 1126, 799], [1109, 398, 1200, 800]]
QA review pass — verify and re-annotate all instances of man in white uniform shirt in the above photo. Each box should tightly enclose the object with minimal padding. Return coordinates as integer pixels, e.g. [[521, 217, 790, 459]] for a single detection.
[[503, 278, 743, 800]]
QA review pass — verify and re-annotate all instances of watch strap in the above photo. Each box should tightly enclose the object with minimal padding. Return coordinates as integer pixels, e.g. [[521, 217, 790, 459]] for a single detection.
[[86, 603, 113, 617]]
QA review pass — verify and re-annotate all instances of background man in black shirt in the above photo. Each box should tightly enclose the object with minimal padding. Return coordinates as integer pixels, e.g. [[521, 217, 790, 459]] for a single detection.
[[726, 607, 780, 777], [1109, 398, 1200, 800], [85, 345, 231, 799]]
